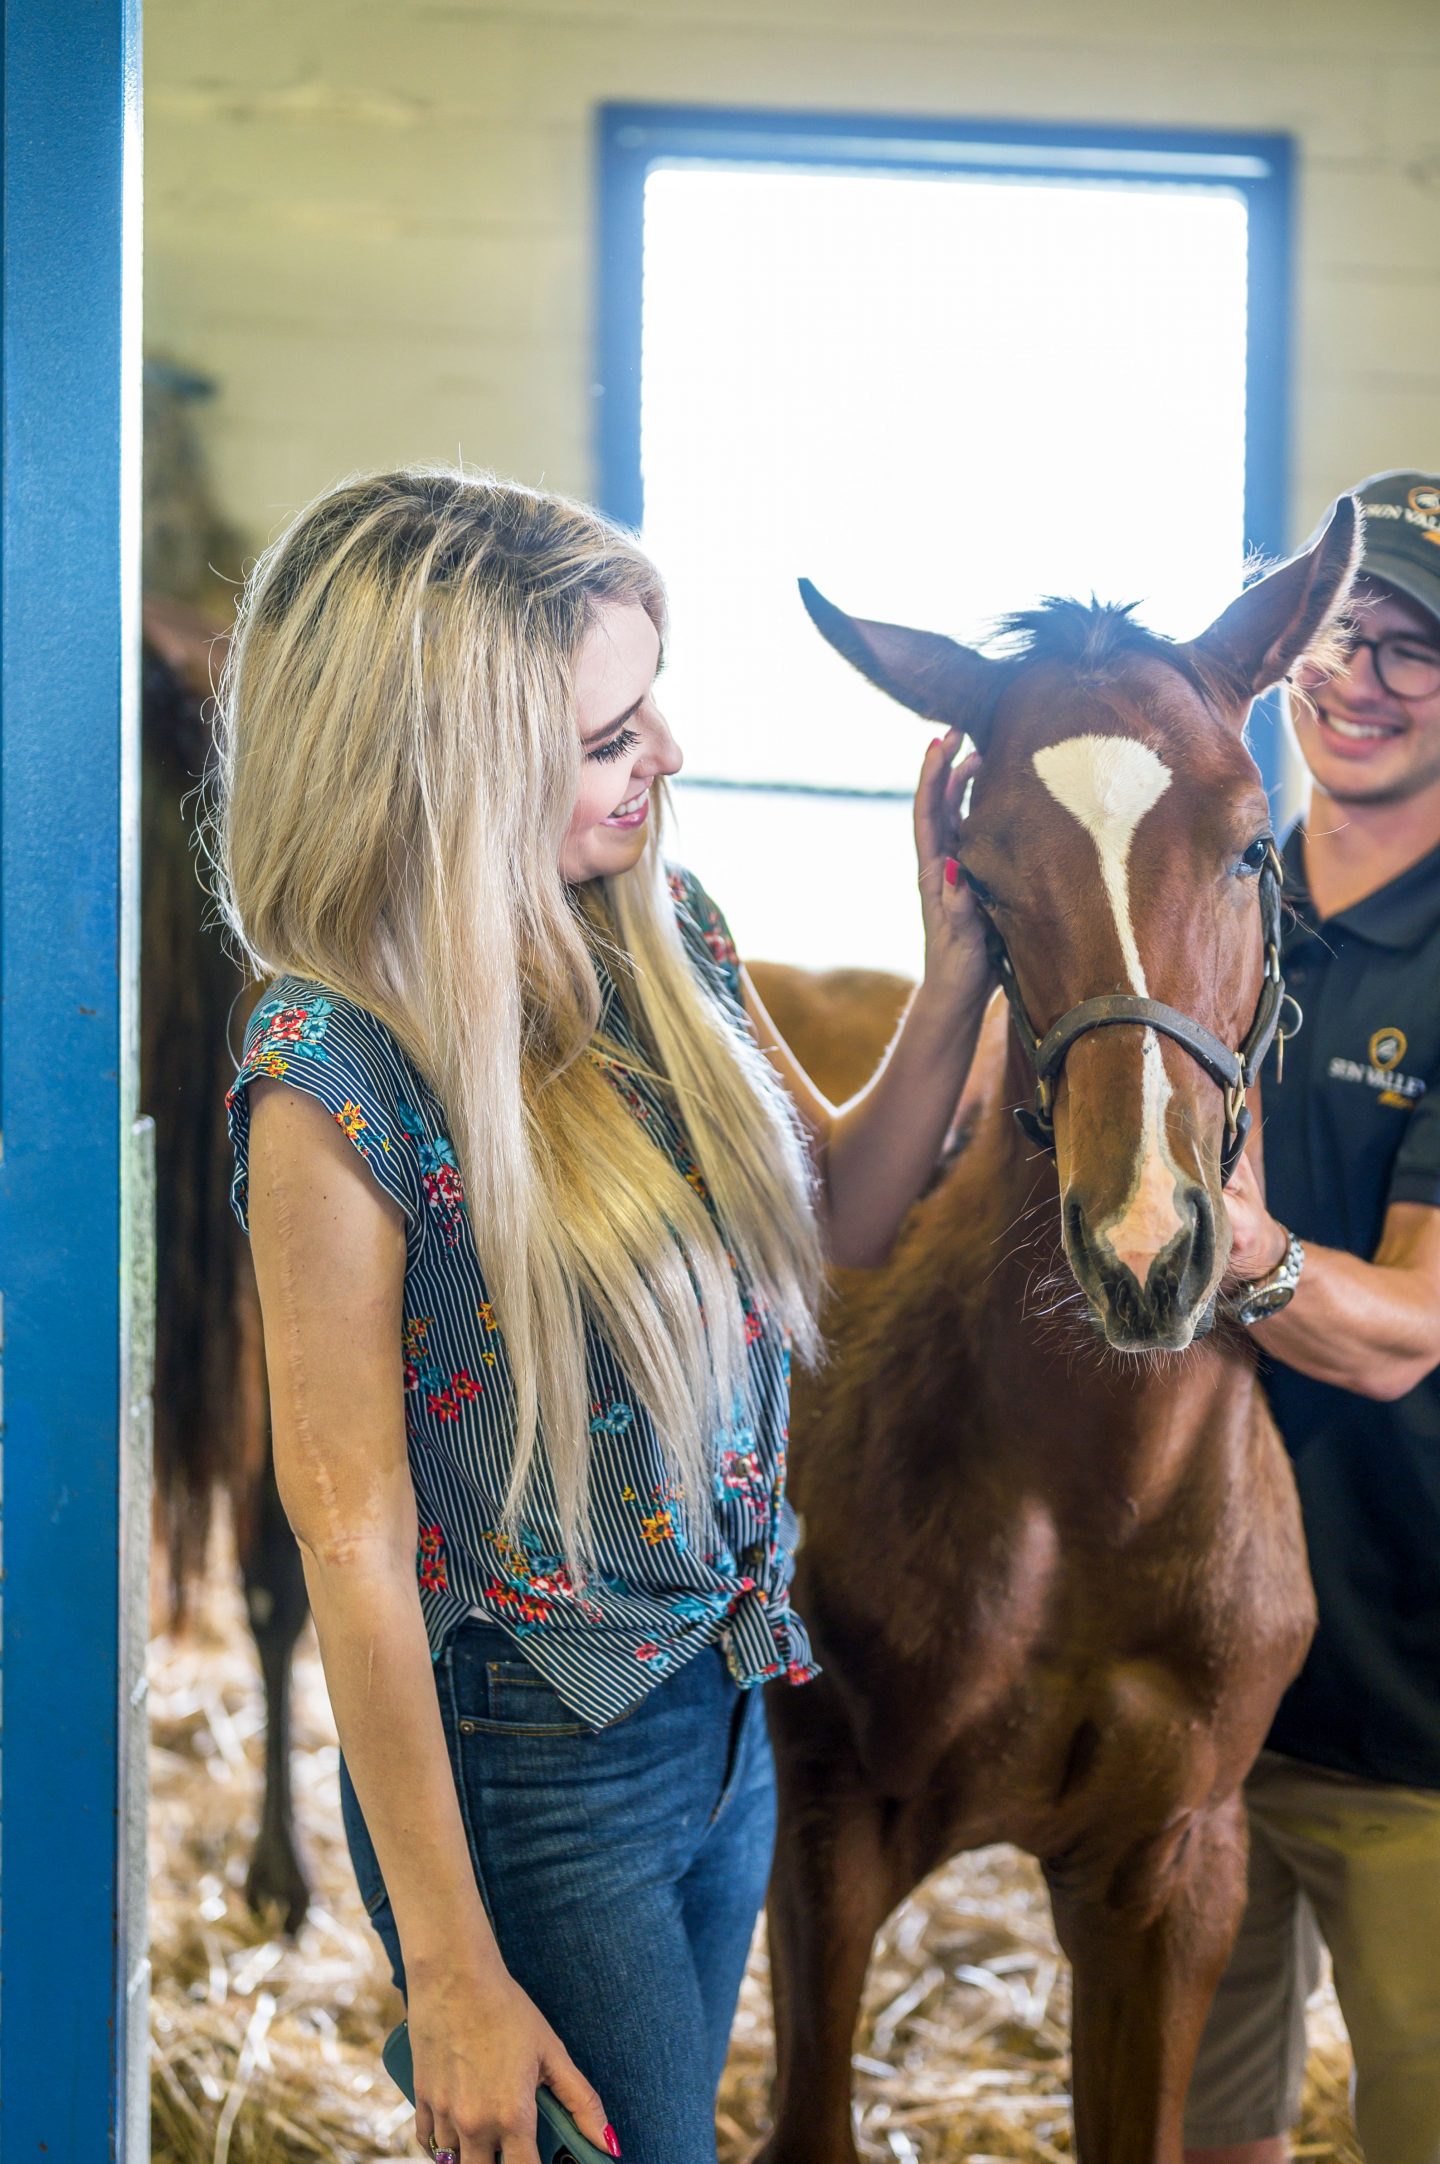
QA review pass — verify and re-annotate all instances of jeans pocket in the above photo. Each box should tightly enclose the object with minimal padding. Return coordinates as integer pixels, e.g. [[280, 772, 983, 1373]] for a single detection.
[[461, 1660, 592, 1737], [446, 1623, 592, 1737]]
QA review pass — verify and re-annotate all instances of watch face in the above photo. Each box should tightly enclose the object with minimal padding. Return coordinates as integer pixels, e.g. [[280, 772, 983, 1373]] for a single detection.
[[1237, 1274, 1298, 1325], [1229, 1243, 1300, 1326]]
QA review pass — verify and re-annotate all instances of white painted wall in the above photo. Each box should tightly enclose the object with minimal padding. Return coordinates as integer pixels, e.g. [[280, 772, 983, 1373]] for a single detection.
[[146, 0, 1440, 561]]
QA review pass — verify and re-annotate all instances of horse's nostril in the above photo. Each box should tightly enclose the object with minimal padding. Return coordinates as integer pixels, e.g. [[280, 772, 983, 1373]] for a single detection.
[[1064, 1196, 1103, 1283], [1114, 1272, 1142, 1331], [1162, 1188, 1215, 1323], [1144, 1189, 1216, 1330]]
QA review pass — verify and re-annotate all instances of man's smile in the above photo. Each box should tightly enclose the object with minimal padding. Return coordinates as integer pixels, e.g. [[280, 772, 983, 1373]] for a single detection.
[[1314, 704, 1406, 752]]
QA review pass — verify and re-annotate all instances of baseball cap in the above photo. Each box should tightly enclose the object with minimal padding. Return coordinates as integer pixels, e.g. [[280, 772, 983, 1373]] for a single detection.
[[1351, 470, 1440, 633]]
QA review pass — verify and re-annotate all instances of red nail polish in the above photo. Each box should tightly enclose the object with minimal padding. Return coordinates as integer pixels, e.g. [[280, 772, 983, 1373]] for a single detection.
[[943, 856, 960, 888], [604, 2126, 622, 2157]]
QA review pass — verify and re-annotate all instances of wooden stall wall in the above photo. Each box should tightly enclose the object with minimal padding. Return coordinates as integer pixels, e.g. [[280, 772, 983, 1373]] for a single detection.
[[145, 0, 1440, 563]]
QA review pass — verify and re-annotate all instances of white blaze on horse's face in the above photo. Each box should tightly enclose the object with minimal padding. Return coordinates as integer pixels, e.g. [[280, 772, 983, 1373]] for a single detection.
[[1032, 734, 1188, 1291]]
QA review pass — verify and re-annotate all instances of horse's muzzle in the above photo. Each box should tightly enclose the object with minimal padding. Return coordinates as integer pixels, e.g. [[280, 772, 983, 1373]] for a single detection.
[[1065, 1186, 1218, 1352]]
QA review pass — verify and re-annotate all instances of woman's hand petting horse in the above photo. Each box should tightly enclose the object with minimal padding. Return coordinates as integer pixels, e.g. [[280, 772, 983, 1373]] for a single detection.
[[916, 731, 991, 1009]]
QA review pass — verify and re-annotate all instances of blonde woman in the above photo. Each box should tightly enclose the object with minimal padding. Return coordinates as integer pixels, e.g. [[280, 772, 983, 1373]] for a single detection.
[[213, 469, 989, 2164]]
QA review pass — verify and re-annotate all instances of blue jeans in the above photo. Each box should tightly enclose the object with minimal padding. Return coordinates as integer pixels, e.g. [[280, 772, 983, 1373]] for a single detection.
[[338, 1619, 777, 2164]]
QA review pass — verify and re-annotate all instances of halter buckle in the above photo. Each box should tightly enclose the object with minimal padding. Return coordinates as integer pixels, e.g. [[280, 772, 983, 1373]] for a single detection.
[[1225, 1076, 1248, 1139], [1014, 1101, 1055, 1153], [1274, 992, 1304, 1087]]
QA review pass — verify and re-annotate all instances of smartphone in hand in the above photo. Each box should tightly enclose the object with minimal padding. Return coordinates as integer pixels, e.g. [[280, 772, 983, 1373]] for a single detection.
[[381, 2019, 614, 2164]]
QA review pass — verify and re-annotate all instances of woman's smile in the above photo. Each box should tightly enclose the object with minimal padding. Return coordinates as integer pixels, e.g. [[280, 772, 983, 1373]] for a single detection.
[[603, 784, 650, 828]]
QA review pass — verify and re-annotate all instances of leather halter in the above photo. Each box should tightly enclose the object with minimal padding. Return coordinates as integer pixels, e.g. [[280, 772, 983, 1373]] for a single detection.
[[986, 842, 1291, 1187]]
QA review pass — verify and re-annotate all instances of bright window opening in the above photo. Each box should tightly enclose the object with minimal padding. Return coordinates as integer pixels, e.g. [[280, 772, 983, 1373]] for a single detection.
[[635, 159, 1257, 974]]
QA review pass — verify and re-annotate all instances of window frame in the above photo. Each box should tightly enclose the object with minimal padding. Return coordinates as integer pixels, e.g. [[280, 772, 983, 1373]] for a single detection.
[[593, 101, 1294, 803]]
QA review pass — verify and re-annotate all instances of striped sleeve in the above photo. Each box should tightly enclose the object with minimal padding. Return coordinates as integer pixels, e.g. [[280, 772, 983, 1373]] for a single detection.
[[224, 982, 421, 1236], [667, 865, 745, 1014]]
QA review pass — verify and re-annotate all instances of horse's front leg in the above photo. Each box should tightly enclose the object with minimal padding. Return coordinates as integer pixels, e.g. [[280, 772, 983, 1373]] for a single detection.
[[757, 1675, 909, 2164], [239, 1444, 313, 1933], [1047, 1794, 1249, 2164]]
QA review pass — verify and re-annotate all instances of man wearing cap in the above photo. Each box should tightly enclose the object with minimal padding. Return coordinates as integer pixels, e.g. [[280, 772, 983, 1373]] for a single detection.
[[1184, 472, 1440, 2163]]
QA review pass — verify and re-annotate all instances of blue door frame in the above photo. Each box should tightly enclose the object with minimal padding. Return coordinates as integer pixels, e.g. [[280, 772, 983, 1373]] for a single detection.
[[0, 4, 148, 2156]]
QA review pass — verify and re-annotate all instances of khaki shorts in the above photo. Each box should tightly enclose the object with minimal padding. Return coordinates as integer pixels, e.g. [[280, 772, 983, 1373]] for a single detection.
[[1183, 1749, 1440, 2163]]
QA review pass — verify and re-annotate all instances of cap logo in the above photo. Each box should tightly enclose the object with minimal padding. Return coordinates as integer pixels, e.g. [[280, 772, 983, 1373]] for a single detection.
[[1363, 482, 1440, 552]]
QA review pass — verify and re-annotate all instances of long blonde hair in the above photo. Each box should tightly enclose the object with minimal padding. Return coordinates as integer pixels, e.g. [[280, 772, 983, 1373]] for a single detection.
[[206, 467, 822, 1564]]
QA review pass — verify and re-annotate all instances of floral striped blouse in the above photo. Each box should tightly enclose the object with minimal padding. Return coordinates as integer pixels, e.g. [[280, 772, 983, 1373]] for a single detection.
[[224, 868, 816, 1729]]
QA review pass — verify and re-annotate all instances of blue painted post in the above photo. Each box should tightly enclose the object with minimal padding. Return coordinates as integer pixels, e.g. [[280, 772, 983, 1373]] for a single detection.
[[1241, 135, 1297, 821], [0, 4, 148, 2158]]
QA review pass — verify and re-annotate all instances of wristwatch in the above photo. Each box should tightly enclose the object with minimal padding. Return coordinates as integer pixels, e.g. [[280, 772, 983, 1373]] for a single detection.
[[1228, 1227, 1305, 1327]]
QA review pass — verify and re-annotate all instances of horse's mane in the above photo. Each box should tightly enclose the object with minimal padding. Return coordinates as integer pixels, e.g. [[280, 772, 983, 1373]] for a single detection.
[[991, 586, 1353, 713], [991, 597, 1228, 699], [996, 596, 1152, 664]]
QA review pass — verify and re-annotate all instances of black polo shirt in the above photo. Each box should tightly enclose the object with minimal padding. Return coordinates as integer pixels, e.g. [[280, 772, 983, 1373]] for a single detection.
[[1261, 824, 1440, 1791]]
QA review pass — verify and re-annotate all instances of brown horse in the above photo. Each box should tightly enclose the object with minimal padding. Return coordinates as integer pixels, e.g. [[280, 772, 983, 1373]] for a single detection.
[[757, 502, 1359, 2164]]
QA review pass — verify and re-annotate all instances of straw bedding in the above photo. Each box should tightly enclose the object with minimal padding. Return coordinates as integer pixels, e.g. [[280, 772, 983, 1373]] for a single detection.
[[150, 1564, 1361, 2163]]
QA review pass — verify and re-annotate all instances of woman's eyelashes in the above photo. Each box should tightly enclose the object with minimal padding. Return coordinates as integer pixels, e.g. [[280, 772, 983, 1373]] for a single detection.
[[588, 726, 640, 765]]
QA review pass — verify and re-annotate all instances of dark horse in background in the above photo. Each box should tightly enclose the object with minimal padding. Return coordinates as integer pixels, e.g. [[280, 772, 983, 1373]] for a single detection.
[[753, 502, 1359, 2163], [143, 607, 312, 1930], [142, 355, 314, 1929]]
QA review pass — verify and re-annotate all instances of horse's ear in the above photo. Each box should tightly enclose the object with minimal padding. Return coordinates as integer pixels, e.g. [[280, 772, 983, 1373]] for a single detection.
[[1187, 495, 1362, 710], [798, 579, 1002, 746]]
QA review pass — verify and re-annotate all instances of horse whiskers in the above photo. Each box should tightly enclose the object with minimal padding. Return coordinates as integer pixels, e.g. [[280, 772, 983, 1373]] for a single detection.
[[1023, 1266, 1100, 1357], [1032, 1285, 1089, 1323], [982, 1221, 1063, 1293], [1018, 1250, 1218, 1382], [990, 1193, 1054, 1247], [983, 1221, 1053, 1278]]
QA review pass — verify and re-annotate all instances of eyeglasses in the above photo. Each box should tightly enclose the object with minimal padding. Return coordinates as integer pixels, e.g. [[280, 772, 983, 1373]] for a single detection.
[[1342, 634, 1440, 702]]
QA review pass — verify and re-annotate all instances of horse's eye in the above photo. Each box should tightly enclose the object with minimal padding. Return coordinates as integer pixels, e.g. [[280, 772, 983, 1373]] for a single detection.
[[963, 869, 996, 908], [1238, 836, 1271, 876]]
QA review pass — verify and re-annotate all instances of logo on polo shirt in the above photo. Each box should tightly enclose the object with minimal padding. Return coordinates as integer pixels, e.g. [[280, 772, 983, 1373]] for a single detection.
[[1328, 1025, 1425, 1109]]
